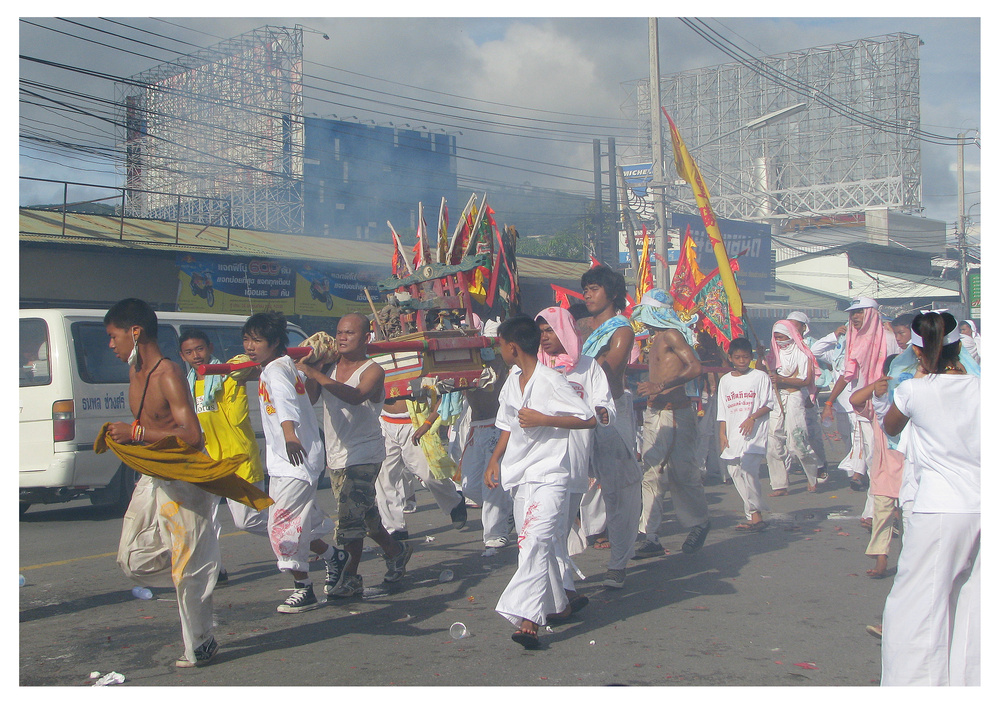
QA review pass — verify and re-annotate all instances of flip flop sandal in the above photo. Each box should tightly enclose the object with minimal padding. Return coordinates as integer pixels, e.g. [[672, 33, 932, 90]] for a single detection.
[[512, 629, 540, 649], [591, 537, 611, 549]]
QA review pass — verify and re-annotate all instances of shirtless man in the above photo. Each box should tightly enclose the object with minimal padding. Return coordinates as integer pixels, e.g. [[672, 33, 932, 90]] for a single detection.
[[630, 290, 710, 557], [578, 266, 636, 553], [104, 298, 221, 668]]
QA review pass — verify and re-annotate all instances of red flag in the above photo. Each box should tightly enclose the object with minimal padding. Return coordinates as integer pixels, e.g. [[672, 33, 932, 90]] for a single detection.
[[551, 284, 584, 308], [589, 255, 602, 269]]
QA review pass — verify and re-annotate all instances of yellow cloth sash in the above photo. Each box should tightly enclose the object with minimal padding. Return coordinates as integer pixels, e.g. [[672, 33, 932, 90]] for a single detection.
[[94, 422, 274, 511]]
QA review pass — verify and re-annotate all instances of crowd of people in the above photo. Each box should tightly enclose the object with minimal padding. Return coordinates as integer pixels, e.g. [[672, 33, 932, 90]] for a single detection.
[[99, 270, 980, 684]]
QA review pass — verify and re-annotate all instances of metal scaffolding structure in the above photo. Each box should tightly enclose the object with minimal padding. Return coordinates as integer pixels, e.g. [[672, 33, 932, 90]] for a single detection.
[[116, 25, 305, 233], [621, 33, 922, 223]]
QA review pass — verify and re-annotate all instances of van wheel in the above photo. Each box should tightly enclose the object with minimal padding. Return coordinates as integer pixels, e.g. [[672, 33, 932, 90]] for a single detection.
[[91, 464, 139, 514], [19, 502, 31, 517]]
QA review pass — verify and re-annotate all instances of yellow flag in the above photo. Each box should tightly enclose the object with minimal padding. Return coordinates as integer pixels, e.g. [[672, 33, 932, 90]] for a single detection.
[[663, 109, 743, 318]]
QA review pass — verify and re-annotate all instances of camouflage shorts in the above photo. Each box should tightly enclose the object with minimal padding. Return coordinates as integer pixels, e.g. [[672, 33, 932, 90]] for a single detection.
[[329, 463, 383, 544]]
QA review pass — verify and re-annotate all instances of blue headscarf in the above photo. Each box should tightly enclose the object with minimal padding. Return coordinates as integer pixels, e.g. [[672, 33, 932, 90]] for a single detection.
[[187, 356, 223, 406]]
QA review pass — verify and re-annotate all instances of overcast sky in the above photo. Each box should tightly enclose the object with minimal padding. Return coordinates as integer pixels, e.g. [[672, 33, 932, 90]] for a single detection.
[[17, 13, 981, 232]]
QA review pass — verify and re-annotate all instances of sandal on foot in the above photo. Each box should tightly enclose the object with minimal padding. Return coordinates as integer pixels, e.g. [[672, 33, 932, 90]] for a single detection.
[[768, 489, 788, 497], [546, 594, 590, 625], [591, 537, 611, 549], [736, 520, 767, 532], [512, 628, 540, 649]]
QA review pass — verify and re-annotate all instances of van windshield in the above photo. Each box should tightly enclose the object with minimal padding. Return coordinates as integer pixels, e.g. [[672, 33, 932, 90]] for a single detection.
[[19, 318, 51, 387]]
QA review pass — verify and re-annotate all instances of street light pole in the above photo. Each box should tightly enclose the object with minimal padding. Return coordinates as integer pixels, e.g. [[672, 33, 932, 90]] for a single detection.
[[648, 18, 669, 288], [957, 131, 969, 318]]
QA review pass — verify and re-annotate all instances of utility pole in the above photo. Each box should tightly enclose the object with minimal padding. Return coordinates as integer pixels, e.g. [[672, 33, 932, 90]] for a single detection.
[[593, 139, 604, 263], [957, 132, 969, 319], [649, 18, 669, 288]]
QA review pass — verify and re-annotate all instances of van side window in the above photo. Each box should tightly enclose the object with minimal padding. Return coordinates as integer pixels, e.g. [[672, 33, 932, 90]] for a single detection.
[[19, 318, 51, 387], [72, 323, 181, 384]]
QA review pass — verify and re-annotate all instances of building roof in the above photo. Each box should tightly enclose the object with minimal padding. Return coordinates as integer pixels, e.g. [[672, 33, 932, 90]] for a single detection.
[[19, 208, 590, 283]]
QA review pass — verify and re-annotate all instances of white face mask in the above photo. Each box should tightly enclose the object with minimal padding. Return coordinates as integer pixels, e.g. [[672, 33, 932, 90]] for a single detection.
[[127, 331, 139, 367], [776, 338, 794, 350]]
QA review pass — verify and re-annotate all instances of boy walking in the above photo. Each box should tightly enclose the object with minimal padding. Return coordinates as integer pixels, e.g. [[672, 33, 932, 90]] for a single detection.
[[485, 315, 596, 649], [178, 330, 267, 583], [716, 338, 774, 531], [243, 312, 349, 613]]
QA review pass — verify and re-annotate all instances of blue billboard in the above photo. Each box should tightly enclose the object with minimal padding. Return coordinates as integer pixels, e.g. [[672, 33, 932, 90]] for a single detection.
[[671, 213, 773, 293]]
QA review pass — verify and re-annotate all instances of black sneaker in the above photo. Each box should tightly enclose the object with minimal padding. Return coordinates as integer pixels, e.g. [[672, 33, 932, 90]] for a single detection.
[[331, 573, 363, 598], [389, 529, 409, 542], [682, 521, 711, 554], [450, 497, 468, 530], [216, 570, 229, 586], [278, 582, 321, 614], [175, 636, 219, 668], [633, 538, 665, 558], [384, 540, 413, 583], [323, 548, 351, 597]]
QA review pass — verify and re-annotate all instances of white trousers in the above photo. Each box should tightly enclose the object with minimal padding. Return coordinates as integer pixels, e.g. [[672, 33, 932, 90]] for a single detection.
[[639, 405, 707, 536], [377, 420, 463, 534], [496, 480, 570, 627], [724, 453, 768, 521], [839, 411, 873, 477], [267, 475, 334, 573], [118, 476, 219, 662], [881, 512, 980, 686], [766, 391, 819, 490], [579, 482, 607, 537], [803, 399, 828, 466], [461, 423, 514, 544], [694, 393, 723, 479], [213, 479, 269, 538]]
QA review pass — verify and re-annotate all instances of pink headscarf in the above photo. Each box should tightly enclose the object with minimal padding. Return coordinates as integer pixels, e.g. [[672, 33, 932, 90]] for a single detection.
[[843, 306, 887, 388], [535, 307, 582, 373], [766, 320, 819, 402]]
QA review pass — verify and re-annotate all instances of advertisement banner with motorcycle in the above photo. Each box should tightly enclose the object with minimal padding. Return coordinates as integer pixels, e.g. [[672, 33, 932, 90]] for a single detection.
[[294, 263, 390, 317], [177, 254, 296, 315]]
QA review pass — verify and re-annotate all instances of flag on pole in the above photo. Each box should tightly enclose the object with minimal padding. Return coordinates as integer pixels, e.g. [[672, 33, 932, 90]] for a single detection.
[[663, 108, 744, 318], [691, 261, 744, 347], [636, 224, 655, 302], [436, 197, 449, 263], [387, 221, 412, 277], [550, 284, 585, 308], [669, 225, 705, 313], [462, 194, 490, 259], [447, 194, 476, 264], [412, 202, 431, 269]]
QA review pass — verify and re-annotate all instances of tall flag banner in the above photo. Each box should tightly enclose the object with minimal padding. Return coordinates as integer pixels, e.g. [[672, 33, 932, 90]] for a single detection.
[[669, 225, 705, 313], [691, 261, 744, 347], [387, 221, 413, 276], [447, 194, 476, 264], [412, 202, 431, 268], [663, 108, 744, 318], [636, 224, 655, 302], [462, 194, 489, 258], [487, 225, 519, 316], [436, 197, 449, 263]]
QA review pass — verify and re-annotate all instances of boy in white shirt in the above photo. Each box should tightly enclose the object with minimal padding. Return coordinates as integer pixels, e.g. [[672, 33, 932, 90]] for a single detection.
[[484, 315, 596, 649], [717, 338, 774, 531], [243, 312, 349, 614]]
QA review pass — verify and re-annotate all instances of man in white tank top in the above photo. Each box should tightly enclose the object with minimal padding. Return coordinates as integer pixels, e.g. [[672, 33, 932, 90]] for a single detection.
[[297, 313, 411, 598]]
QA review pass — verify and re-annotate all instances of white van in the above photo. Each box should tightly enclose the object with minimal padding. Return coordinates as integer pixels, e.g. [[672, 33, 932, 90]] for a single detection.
[[18, 309, 310, 515]]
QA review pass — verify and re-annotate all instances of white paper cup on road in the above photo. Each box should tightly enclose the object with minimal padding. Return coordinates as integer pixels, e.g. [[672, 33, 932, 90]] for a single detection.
[[449, 622, 470, 640]]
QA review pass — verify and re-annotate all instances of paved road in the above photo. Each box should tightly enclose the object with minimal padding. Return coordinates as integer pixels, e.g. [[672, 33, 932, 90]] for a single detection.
[[20, 436, 893, 687]]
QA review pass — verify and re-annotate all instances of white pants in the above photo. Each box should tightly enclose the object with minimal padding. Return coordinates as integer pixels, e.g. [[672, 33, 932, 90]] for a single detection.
[[579, 482, 607, 538], [496, 480, 570, 627], [639, 405, 708, 536], [723, 453, 768, 521], [803, 399, 827, 467], [118, 476, 219, 662], [461, 423, 514, 544], [377, 419, 463, 534], [267, 475, 334, 573], [694, 393, 723, 479], [592, 392, 642, 569], [766, 390, 819, 490], [213, 479, 269, 537], [881, 512, 980, 686], [839, 411, 873, 478]]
